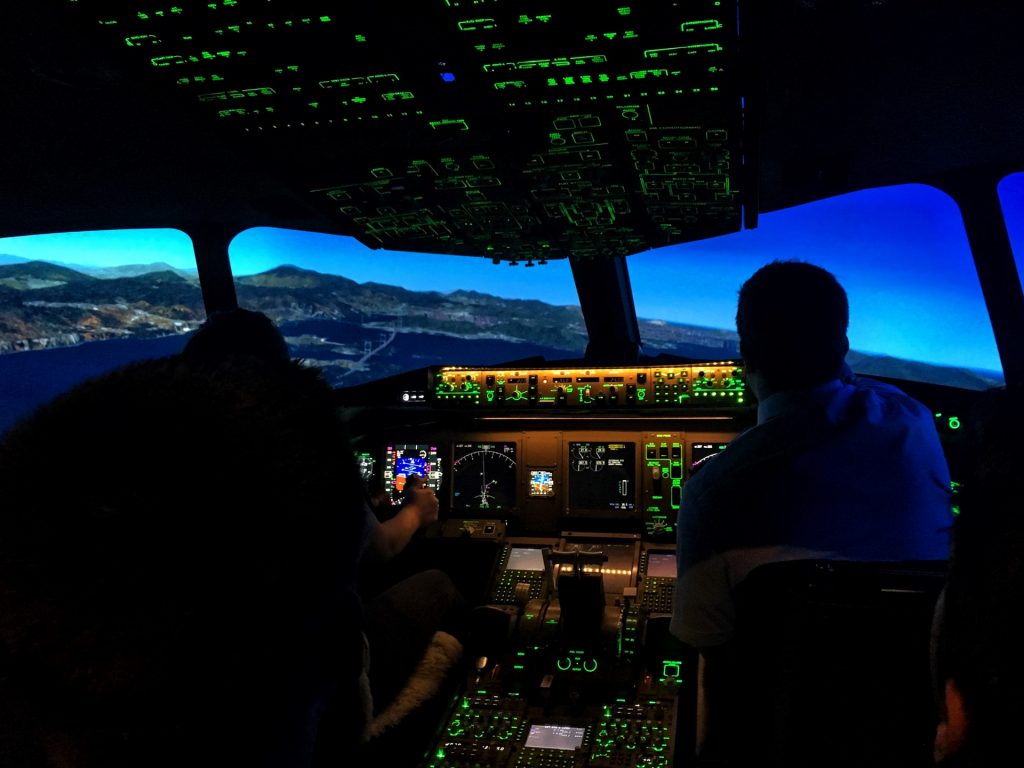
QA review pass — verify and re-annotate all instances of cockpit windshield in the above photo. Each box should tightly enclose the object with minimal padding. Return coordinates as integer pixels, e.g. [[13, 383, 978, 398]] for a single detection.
[[632, 183, 1003, 389], [0, 177, 1015, 435], [0, 229, 202, 434], [228, 227, 583, 388], [1000, 172, 1024, 286]]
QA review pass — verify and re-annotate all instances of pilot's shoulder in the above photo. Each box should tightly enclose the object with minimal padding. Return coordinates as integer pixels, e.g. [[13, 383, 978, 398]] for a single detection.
[[848, 375, 933, 419]]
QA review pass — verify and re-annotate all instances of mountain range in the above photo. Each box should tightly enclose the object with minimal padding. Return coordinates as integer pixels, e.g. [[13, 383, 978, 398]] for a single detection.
[[0, 260, 1003, 390], [0, 253, 198, 280]]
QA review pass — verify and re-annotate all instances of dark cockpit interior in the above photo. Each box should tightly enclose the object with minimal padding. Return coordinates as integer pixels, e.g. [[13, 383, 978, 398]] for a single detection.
[[2, 1, 1024, 766]]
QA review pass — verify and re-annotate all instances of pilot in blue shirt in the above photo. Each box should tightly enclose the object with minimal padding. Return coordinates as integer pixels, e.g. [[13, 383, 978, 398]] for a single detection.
[[670, 261, 953, 649]]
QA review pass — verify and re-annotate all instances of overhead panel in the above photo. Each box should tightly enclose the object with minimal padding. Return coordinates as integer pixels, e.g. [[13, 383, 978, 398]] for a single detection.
[[69, 1, 742, 261]]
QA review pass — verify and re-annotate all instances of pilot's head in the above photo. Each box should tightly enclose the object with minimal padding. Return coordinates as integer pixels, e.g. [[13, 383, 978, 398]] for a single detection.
[[0, 354, 365, 766], [736, 260, 849, 394], [182, 307, 291, 368]]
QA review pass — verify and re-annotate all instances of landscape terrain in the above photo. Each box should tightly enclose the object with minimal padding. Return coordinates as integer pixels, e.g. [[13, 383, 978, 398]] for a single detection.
[[0, 256, 1003, 434]]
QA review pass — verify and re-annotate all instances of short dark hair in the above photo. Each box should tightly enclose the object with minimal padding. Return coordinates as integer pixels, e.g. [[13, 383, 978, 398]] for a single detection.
[[736, 260, 849, 389], [182, 308, 290, 367]]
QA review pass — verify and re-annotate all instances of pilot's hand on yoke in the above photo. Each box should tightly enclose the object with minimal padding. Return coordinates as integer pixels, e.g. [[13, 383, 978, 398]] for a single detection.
[[403, 483, 440, 532]]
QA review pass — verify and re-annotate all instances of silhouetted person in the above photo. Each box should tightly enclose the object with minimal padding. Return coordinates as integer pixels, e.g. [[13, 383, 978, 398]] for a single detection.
[[670, 260, 953, 761], [182, 310, 465, 745], [0, 348, 366, 767], [932, 385, 1024, 767]]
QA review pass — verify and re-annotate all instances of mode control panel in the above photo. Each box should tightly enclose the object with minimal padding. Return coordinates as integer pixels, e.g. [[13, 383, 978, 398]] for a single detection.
[[432, 363, 746, 409]]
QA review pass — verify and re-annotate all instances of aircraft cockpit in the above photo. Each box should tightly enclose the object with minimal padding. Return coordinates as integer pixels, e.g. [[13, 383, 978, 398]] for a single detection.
[[2, 1, 1024, 767]]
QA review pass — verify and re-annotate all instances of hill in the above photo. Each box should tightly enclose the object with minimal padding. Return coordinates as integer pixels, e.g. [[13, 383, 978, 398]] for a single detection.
[[0, 262, 1003, 390], [0, 260, 98, 290], [76, 262, 199, 281]]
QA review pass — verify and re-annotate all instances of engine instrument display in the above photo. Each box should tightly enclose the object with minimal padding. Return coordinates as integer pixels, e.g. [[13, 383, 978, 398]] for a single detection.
[[384, 443, 443, 502], [568, 441, 636, 512], [451, 442, 517, 512]]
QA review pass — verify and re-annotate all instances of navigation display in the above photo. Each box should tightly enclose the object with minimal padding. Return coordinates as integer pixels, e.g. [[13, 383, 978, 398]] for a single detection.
[[383, 443, 443, 502], [451, 442, 516, 512], [568, 441, 636, 511]]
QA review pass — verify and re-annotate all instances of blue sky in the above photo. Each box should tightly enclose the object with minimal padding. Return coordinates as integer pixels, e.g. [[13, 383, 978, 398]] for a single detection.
[[1, 178, 1021, 374], [631, 183, 1001, 371], [0, 228, 198, 271], [228, 227, 582, 306]]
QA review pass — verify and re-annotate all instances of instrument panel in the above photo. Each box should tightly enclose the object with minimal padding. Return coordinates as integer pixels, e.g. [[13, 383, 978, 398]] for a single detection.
[[358, 405, 716, 768], [358, 361, 751, 537], [351, 362, 747, 767], [346, 360, 977, 768], [359, 427, 741, 540]]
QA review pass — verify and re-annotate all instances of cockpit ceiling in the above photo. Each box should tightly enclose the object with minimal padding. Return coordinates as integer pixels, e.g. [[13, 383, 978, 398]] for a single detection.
[[3, 1, 1023, 253], [4, 0, 742, 261]]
